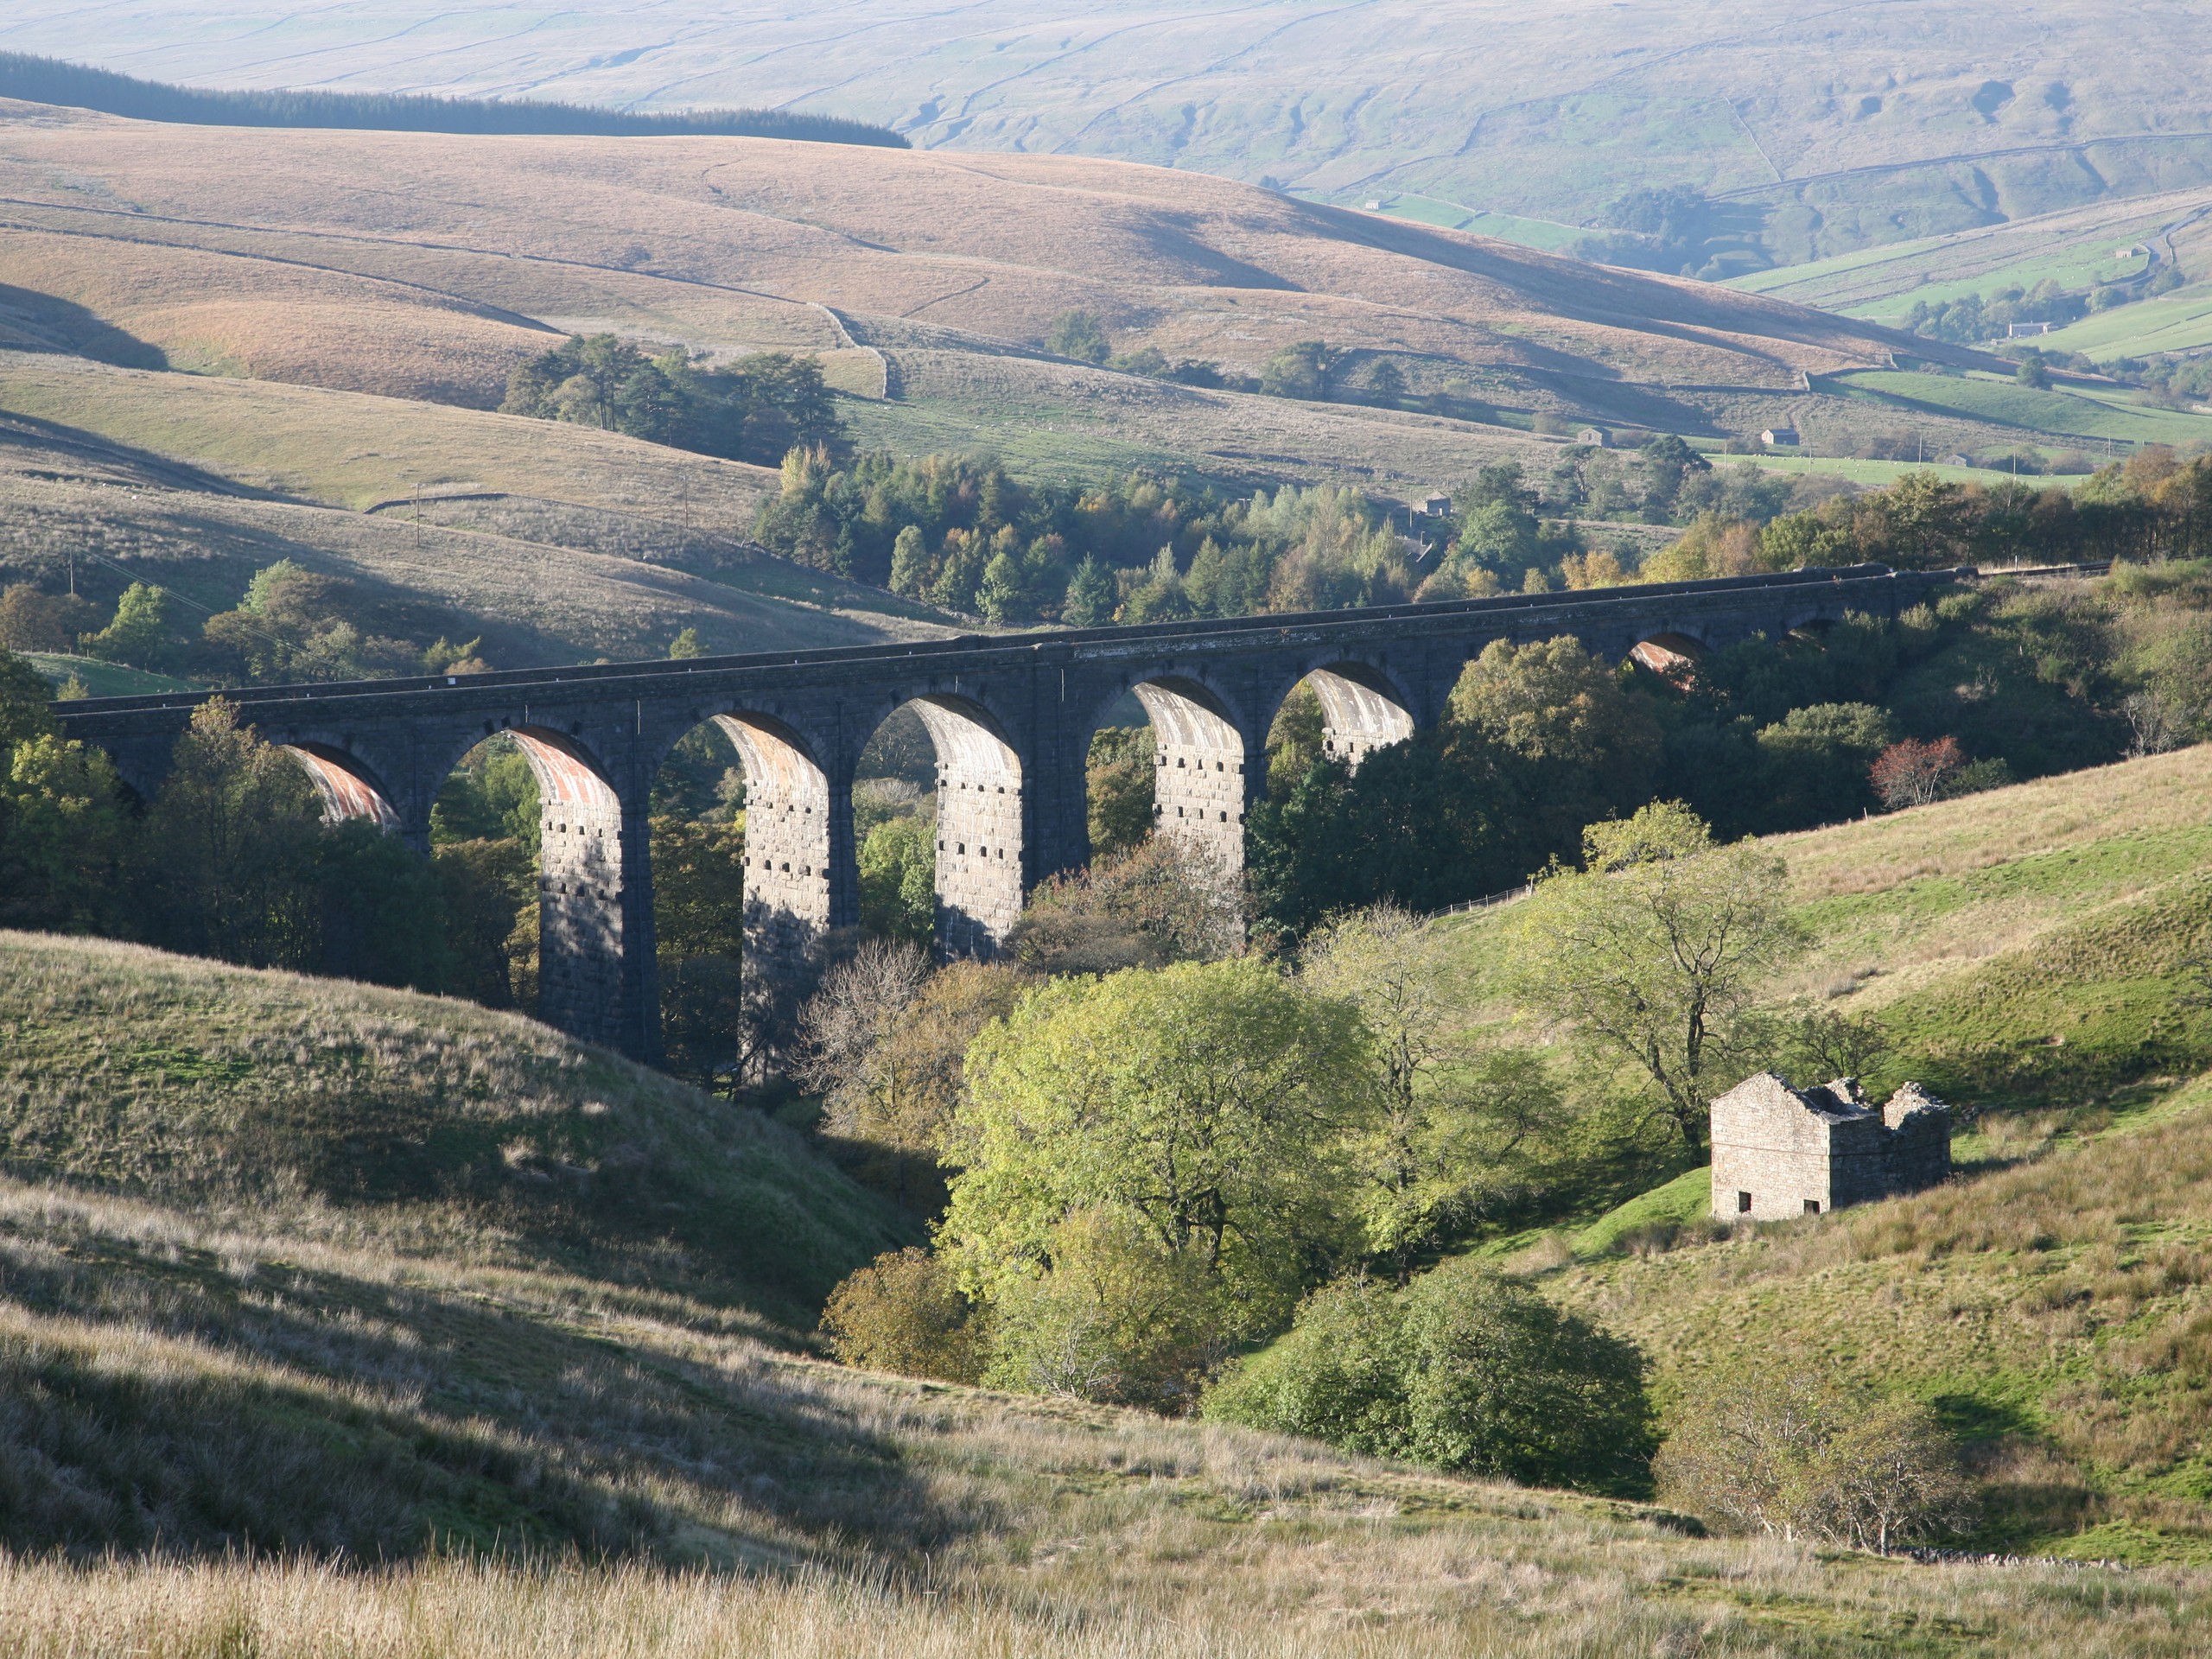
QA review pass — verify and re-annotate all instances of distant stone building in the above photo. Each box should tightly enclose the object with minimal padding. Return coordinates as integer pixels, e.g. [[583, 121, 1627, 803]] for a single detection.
[[1709, 1072, 1951, 1221], [1760, 427, 1800, 448], [1576, 427, 1609, 447]]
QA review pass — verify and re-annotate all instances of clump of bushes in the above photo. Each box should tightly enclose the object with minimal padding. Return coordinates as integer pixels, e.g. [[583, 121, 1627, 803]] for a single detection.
[[1202, 1260, 1655, 1494], [1654, 1354, 1975, 1551]]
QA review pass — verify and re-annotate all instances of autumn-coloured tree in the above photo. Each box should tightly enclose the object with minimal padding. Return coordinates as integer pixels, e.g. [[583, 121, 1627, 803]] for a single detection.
[[1870, 736, 1963, 810]]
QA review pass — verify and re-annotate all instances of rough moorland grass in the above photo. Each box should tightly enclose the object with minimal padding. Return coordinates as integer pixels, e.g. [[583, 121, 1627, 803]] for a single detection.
[[0, 931, 907, 1326], [1548, 1080, 2212, 1563], [0, 1150, 2204, 1654], [0, 349, 777, 522], [1, 938, 2209, 1643]]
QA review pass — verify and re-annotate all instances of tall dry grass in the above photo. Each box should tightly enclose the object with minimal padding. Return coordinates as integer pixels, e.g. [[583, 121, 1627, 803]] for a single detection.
[[0, 1535, 2202, 1657]]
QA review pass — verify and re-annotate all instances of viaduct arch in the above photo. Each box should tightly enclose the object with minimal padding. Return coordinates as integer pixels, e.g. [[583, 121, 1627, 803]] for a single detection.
[[58, 563, 1963, 1061]]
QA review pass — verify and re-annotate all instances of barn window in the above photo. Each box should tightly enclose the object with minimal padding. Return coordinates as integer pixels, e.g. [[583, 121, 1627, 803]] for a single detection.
[[1804, 1198, 1821, 1216], [1737, 1192, 1752, 1214]]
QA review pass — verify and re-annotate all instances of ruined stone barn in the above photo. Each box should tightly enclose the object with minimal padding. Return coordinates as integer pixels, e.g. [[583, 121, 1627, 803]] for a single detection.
[[1709, 1073, 1951, 1220]]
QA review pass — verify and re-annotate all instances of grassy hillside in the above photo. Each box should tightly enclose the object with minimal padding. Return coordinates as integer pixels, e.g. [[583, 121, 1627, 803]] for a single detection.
[[0, 931, 2204, 1650], [0, 97, 2034, 473], [0, 931, 906, 1325], [16, 2, 2212, 270], [0, 384, 953, 665], [1438, 745, 2212, 1561]]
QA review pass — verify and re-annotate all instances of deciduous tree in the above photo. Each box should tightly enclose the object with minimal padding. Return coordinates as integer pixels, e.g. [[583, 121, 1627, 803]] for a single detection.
[[1508, 802, 1803, 1155]]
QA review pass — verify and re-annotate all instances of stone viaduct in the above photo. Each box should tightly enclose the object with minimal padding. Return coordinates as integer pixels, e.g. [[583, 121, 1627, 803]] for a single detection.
[[54, 563, 1962, 1060]]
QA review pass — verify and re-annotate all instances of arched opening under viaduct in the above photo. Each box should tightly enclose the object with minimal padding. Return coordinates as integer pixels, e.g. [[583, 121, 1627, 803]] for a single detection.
[[1263, 663, 1417, 794], [1134, 677, 1245, 869], [1630, 631, 1706, 679], [909, 695, 1025, 959], [1303, 663, 1415, 769], [429, 725, 632, 1051]]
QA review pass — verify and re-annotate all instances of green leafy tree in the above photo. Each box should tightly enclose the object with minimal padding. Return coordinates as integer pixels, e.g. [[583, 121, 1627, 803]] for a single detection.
[[1205, 1260, 1655, 1492], [432, 836, 534, 1007], [799, 952, 1026, 1211], [1447, 636, 1662, 848], [1046, 309, 1111, 364], [889, 525, 932, 596], [1508, 802, 1804, 1155], [1260, 340, 1338, 400], [859, 815, 936, 947], [1060, 556, 1116, 626], [941, 958, 1375, 1364], [983, 1208, 1230, 1410], [821, 1247, 987, 1384], [1752, 702, 1893, 829], [79, 582, 176, 671], [0, 730, 130, 935], [145, 697, 325, 967], [431, 737, 542, 851], [1245, 725, 1530, 938], [1084, 724, 1154, 856], [308, 818, 452, 991], [1011, 836, 1243, 977], [1302, 903, 1560, 1273], [652, 815, 748, 1093], [0, 648, 53, 749]]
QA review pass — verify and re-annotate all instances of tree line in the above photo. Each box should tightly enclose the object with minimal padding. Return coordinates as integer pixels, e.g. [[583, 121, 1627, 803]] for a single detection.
[[1, 562, 491, 686], [0, 52, 907, 147], [503, 336, 847, 468]]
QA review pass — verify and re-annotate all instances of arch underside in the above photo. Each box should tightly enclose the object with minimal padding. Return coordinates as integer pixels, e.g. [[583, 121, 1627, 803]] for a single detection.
[[282, 744, 399, 832], [1306, 665, 1414, 769], [1630, 632, 1706, 676], [1135, 679, 1245, 870], [914, 696, 1023, 959], [711, 713, 835, 977]]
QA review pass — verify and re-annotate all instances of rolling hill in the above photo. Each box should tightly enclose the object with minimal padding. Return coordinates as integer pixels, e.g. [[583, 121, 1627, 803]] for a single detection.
[[0, 397, 950, 669], [0, 927, 2197, 1654], [0, 93, 2044, 490], [11, 2, 2212, 273]]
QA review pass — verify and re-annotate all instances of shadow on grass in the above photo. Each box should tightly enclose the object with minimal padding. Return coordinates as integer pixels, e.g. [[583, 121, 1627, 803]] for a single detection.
[[0, 1224, 979, 1567]]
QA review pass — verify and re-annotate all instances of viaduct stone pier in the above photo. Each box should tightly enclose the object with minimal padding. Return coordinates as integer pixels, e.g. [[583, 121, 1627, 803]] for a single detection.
[[54, 563, 1962, 1060]]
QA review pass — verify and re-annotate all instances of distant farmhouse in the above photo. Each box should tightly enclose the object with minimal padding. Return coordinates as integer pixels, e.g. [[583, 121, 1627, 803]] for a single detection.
[[1575, 427, 1609, 447], [1710, 1073, 1951, 1220], [1760, 427, 1800, 448]]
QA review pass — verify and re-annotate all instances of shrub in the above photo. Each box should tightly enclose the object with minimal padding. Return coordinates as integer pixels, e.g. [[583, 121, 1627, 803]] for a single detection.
[[1205, 1261, 1655, 1493], [982, 1211, 1229, 1411], [820, 1247, 985, 1384], [1655, 1357, 1975, 1551], [1872, 735, 1964, 809]]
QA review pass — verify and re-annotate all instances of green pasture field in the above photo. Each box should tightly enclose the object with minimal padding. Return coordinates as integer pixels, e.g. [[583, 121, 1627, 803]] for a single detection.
[[1741, 454, 2078, 487], [20, 652, 200, 696], [1730, 204, 2172, 315], [1830, 369, 2212, 445], [2038, 282, 2212, 360], [1357, 195, 1589, 251], [1433, 745, 2212, 1561]]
